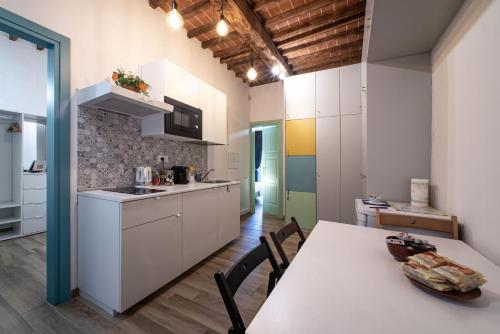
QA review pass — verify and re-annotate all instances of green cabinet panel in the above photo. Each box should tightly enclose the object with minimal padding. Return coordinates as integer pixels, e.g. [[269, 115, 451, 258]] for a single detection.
[[285, 191, 317, 230]]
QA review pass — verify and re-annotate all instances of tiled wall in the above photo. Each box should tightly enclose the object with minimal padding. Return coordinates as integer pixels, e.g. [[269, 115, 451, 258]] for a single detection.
[[78, 108, 207, 189]]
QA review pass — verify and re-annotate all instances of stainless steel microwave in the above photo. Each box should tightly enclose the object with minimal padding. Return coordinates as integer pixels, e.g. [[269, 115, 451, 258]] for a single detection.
[[163, 96, 202, 140]]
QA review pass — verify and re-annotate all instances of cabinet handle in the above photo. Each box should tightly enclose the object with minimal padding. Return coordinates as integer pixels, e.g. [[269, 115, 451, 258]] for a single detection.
[[176, 213, 182, 217], [287, 185, 290, 200], [226, 186, 230, 192], [155, 196, 161, 200], [32, 216, 44, 219], [317, 110, 320, 115]]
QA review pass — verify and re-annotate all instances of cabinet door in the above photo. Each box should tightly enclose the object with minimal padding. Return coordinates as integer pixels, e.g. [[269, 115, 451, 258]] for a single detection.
[[182, 188, 218, 271], [316, 116, 341, 222], [285, 191, 316, 230], [316, 68, 340, 118], [340, 64, 361, 115], [121, 215, 182, 311], [217, 184, 240, 247], [284, 72, 315, 120], [340, 114, 363, 224]]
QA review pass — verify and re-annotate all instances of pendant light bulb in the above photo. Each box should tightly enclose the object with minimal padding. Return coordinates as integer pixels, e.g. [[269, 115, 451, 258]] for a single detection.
[[216, 14, 229, 36], [271, 65, 280, 76], [247, 66, 258, 81], [278, 71, 286, 80], [167, 1, 183, 31]]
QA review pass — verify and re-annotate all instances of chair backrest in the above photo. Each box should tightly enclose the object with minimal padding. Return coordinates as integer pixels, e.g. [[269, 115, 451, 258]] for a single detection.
[[214, 236, 282, 334], [270, 217, 307, 270], [375, 209, 459, 240]]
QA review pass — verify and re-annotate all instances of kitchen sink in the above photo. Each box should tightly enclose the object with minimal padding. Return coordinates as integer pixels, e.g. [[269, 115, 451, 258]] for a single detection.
[[201, 180, 231, 184]]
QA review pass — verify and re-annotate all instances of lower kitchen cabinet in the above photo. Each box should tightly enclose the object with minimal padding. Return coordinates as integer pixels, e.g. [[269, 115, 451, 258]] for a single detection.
[[182, 188, 218, 271], [217, 184, 240, 247], [78, 183, 241, 315], [121, 215, 182, 311]]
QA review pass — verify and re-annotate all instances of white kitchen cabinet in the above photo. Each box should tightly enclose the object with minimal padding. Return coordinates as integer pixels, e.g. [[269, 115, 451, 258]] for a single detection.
[[217, 184, 240, 247], [340, 114, 363, 224], [284, 72, 316, 120], [340, 63, 361, 115], [140, 59, 227, 144], [182, 188, 218, 271], [316, 116, 341, 222], [121, 215, 182, 311], [316, 68, 340, 118]]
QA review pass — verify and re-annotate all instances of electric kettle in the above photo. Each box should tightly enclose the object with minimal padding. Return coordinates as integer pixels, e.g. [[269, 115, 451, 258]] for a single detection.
[[135, 166, 152, 186]]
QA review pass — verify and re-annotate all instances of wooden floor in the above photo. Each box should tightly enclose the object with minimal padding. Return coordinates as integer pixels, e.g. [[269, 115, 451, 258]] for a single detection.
[[0, 205, 309, 333]]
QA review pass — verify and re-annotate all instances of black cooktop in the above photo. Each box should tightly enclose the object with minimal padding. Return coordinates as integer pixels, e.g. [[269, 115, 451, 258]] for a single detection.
[[108, 187, 166, 195]]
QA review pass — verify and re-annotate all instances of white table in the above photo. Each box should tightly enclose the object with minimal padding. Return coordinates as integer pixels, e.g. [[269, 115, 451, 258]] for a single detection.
[[247, 221, 500, 334]]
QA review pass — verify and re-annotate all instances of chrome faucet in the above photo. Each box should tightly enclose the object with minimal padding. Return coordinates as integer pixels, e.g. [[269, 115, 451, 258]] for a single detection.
[[200, 169, 215, 181]]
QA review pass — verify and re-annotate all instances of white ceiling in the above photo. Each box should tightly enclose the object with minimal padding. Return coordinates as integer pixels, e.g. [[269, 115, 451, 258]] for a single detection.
[[367, 0, 464, 62]]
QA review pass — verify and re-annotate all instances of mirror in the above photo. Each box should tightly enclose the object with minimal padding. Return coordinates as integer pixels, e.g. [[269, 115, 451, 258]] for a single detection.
[[22, 117, 46, 171]]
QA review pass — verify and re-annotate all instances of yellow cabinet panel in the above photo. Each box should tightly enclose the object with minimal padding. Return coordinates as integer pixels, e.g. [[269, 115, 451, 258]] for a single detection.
[[285, 119, 316, 156]]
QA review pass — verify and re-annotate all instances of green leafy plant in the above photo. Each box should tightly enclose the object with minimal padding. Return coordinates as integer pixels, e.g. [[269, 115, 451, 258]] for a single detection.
[[111, 68, 150, 96]]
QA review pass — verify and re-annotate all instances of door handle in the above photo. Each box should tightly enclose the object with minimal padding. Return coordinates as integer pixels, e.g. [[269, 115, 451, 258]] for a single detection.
[[287, 185, 290, 200]]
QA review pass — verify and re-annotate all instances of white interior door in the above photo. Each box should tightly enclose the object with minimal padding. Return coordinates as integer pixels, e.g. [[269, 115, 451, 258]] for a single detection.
[[262, 126, 281, 216], [340, 114, 363, 224], [316, 116, 341, 222]]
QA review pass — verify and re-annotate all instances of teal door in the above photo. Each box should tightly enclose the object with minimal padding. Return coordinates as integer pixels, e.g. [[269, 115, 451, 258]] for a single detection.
[[262, 125, 282, 217]]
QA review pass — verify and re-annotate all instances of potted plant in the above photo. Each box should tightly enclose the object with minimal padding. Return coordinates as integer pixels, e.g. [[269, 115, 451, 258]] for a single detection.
[[111, 68, 150, 96]]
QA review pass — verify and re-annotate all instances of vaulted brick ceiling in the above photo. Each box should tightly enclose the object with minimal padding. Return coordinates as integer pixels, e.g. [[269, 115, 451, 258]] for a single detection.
[[150, 0, 365, 86]]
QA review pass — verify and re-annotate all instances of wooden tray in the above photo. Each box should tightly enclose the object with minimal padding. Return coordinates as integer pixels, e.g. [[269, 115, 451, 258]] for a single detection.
[[406, 276, 481, 300]]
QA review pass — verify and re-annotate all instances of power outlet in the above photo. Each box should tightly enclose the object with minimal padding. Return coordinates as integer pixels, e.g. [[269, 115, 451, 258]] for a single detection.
[[157, 155, 169, 163]]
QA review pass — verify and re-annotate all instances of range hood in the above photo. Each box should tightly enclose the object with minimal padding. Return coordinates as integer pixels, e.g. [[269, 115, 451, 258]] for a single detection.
[[77, 81, 173, 118]]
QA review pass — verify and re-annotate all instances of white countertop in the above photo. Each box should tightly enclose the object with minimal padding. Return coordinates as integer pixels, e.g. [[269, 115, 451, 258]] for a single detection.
[[77, 181, 240, 202], [247, 221, 500, 334]]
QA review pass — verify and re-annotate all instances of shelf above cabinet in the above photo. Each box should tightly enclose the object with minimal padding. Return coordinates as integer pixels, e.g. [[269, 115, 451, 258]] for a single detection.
[[77, 81, 173, 118]]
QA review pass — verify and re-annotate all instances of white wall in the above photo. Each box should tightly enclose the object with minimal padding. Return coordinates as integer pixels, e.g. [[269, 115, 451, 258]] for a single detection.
[[0, 32, 47, 116], [431, 0, 500, 264], [366, 53, 432, 201], [250, 81, 284, 122], [0, 0, 250, 288]]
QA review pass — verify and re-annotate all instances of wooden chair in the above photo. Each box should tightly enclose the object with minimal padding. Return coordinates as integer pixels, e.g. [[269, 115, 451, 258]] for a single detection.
[[375, 209, 459, 240], [270, 217, 307, 271], [214, 236, 283, 334]]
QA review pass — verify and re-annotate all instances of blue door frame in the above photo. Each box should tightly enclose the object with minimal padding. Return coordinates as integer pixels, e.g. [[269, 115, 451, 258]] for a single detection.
[[0, 7, 71, 305]]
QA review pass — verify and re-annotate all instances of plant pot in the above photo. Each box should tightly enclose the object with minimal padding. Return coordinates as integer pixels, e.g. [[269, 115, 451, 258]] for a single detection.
[[120, 84, 141, 93]]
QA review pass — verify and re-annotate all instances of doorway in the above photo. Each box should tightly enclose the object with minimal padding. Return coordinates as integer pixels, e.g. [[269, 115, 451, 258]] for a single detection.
[[0, 8, 71, 305], [250, 120, 283, 218]]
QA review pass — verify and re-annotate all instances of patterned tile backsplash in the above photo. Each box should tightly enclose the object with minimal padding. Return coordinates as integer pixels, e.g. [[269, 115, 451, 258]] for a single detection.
[[78, 108, 207, 189]]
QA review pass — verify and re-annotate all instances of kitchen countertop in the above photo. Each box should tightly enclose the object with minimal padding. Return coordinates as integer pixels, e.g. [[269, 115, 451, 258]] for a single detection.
[[77, 181, 241, 202]]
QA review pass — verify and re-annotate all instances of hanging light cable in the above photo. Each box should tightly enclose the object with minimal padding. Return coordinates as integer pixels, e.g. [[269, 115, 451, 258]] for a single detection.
[[216, 2, 229, 37], [167, 0, 184, 31]]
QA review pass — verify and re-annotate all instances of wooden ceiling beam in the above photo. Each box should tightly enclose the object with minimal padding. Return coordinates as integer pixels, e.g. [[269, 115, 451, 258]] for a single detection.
[[295, 57, 361, 75], [252, 0, 278, 11], [290, 48, 362, 69], [281, 27, 364, 55], [277, 13, 364, 48], [214, 46, 251, 59], [220, 51, 252, 64], [220, 0, 293, 75], [149, 0, 211, 19], [181, 0, 212, 20], [287, 40, 363, 64], [188, 22, 217, 39], [201, 31, 241, 49], [272, 2, 365, 41], [265, 0, 340, 27], [293, 53, 361, 72]]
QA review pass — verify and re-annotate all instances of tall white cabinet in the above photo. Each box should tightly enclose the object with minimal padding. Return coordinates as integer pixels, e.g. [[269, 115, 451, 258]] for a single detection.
[[316, 64, 363, 224], [284, 72, 316, 120]]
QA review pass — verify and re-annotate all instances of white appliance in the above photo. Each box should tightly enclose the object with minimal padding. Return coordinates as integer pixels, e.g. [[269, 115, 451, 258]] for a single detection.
[[135, 167, 152, 186], [77, 81, 173, 118]]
